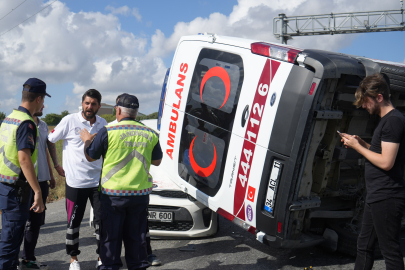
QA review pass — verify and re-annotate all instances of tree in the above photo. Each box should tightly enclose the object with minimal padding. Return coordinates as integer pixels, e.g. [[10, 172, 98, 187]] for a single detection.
[[136, 112, 158, 121], [42, 113, 62, 126], [61, 110, 69, 117], [100, 114, 116, 123]]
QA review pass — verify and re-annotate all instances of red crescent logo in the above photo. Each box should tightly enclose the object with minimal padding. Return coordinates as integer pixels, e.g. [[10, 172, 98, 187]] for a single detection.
[[189, 136, 217, 177], [200, 66, 231, 109]]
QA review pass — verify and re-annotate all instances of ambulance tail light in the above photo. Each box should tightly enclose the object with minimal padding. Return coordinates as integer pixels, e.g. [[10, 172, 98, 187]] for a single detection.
[[309, 82, 317, 95], [217, 208, 257, 235], [251, 42, 301, 64]]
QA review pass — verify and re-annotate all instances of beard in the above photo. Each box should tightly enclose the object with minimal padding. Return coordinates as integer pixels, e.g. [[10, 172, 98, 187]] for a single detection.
[[367, 102, 381, 115], [82, 108, 99, 120]]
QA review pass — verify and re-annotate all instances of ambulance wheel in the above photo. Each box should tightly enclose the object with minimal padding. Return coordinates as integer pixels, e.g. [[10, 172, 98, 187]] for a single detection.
[[380, 64, 405, 92], [327, 219, 382, 258]]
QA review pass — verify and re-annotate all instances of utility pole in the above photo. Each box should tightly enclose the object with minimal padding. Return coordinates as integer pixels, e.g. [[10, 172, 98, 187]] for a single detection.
[[274, 1, 405, 44]]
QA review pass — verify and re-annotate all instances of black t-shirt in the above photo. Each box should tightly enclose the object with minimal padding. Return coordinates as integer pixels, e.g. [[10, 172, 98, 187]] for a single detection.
[[365, 109, 405, 203]]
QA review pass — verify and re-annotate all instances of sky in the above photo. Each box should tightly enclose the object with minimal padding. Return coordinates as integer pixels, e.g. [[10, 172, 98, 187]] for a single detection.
[[0, 0, 404, 116]]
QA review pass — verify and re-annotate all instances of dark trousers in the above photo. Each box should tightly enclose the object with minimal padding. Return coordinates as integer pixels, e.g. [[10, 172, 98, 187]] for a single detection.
[[355, 197, 405, 270], [21, 181, 49, 261], [99, 193, 149, 270], [146, 221, 152, 256], [65, 184, 100, 256], [0, 182, 31, 270]]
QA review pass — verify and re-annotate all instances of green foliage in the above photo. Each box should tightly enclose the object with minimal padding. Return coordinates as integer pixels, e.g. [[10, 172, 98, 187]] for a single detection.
[[136, 112, 158, 121], [100, 114, 116, 123], [0, 111, 6, 120], [42, 113, 63, 126], [42, 110, 71, 126], [61, 110, 69, 117]]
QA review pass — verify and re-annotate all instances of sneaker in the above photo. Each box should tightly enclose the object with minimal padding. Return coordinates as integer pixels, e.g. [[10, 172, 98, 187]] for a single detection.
[[69, 260, 80, 270], [147, 254, 162, 266], [95, 259, 102, 268], [20, 260, 49, 270]]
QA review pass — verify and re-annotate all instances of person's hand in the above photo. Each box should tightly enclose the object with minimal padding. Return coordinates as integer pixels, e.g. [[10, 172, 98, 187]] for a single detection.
[[31, 192, 45, 213], [351, 135, 368, 148], [49, 176, 56, 189], [79, 128, 96, 144], [342, 134, 361, 150], [55, 165, 65, 177]]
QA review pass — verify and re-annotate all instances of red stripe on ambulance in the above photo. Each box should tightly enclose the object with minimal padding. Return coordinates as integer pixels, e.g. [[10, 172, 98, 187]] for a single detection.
[[166, 63, 188, 160], [233, 59, 280, 220]]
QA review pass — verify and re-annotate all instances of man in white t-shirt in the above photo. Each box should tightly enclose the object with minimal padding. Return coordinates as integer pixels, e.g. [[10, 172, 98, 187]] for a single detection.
[[48, 89, 107, 270]]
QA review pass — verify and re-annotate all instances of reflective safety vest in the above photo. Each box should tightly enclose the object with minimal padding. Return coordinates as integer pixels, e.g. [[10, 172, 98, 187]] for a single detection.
[[101, 120, 159, 196], [0, 110, 38, 184]]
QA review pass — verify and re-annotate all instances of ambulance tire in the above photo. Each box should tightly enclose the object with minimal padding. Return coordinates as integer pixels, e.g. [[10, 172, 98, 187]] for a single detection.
[[327, 219, 382, 258], [379, 64, 405, 92]]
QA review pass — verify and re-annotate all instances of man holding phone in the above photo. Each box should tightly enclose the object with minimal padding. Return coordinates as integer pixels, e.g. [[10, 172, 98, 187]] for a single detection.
[[340, 73, 405, 270]]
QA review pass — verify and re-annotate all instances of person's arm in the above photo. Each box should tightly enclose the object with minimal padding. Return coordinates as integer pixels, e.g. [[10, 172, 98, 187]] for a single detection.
[[46, 149, 56, 189], [343, 117, 403, 171], [83, 138, 97, 162], [151, 140, 163, 166], [79, 128, 103, 162], [47, 116, 69, 176], [18, 149, 45, 213], [340, 133, 370, 149], [46, 140, 65, 177], [151, 159, 162, 166], [343, 135, 399, 171]]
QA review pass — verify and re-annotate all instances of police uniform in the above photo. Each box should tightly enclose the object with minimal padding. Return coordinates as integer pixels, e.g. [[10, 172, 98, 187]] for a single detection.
[[0, 108, 39, 270], [85, 94, 162, 270]]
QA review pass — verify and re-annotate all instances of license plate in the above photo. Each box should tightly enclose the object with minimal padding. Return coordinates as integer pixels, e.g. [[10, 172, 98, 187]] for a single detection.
[[264, 160, 282, 215], [148, 211, 173, 222]]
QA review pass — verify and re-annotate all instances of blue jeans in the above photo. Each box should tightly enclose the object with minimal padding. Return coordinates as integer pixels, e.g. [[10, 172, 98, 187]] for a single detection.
[[0, 182, 31, 270], [354, 197, 405, 270]]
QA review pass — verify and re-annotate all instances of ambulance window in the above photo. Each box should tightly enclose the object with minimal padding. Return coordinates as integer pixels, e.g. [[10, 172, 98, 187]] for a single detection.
[[186, 49, 244, 132], [178, 115, 230, 197]]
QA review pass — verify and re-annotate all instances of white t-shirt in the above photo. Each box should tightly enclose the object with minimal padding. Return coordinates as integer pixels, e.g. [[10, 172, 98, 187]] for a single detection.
[[48, 111, 107, 188]]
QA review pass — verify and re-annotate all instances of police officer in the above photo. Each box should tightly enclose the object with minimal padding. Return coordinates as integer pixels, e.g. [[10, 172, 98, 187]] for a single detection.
[[80, 94, 162, 270], [0, 78, 49, 270]]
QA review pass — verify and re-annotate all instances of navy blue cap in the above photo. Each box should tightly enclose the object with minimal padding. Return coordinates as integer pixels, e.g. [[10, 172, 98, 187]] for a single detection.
[[23, 78, 51, 97], [116, 93, 139, 109]]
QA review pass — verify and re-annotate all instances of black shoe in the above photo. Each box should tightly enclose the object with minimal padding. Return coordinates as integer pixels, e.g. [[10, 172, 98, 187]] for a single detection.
[[20, 260, 50, 270]]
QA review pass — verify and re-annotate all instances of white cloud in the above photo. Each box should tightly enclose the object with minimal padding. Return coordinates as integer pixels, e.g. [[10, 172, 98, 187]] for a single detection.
[[105, 5, 142, 21], [132, 8, 142, 22], [148, 0, 403, 58], [0, 0, 402, 115], [105, 5, 131, 16], [0, 1, 160, 114]]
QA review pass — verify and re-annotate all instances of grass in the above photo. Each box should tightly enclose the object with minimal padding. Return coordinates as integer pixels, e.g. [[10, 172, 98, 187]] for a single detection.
[[47, 126, 66, 203]]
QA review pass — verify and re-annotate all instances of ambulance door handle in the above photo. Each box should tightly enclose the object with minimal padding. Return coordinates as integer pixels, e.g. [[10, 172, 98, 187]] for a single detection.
[[241, 105, 249, 127]]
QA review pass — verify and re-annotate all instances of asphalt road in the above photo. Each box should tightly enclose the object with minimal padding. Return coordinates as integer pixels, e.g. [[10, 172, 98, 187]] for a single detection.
[[19, 199, 403, 270]]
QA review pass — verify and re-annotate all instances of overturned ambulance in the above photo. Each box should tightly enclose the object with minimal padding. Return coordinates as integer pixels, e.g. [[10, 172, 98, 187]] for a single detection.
[[155, 33, 405, 255]]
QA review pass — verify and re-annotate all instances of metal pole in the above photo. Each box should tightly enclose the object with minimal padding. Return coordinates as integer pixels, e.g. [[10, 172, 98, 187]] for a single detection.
[[279, 13, 288, 44]]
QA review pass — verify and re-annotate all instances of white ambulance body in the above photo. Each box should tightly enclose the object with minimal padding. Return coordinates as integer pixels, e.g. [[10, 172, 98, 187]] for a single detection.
[[156, 34, 405, 253]]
